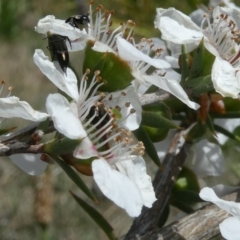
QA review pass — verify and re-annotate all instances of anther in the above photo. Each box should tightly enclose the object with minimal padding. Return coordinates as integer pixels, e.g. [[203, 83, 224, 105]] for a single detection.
[[130, 109, 136, 114]]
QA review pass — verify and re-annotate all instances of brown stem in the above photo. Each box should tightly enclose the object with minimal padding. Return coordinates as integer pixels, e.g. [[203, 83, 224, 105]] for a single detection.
[[129, 190, 240, 240], [125, 130, 192, 239]]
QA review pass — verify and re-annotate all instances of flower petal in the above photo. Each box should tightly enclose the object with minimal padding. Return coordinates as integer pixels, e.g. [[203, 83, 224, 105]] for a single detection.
[[92, 41, 116, 53], [0, 96, 48, 121], [219, 217, 240, 240], [73, 137, 98, 159], [199, 187, 240, 217], [117, 37, 170, 68], [115, 156, 157, 208], [104, 86, 142, 131], [46, 93, 87, 139], [212, 57, 240, 98], [143, 74, 200, 110], [92, 158, 143, 217], [33, 49, 79, 101], [35, 15, 87, 42], [10, 154, 48, 175], [185, 139, 225, 177], [155, 8, 203, 45]]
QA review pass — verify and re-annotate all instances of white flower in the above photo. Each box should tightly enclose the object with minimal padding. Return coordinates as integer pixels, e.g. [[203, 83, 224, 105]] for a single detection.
[[116, 37, 200, 110], [0, 81, 48, 175], [33, 52, 156, 216], [200, 187, 240, 240], [35, 5, 199, 110], [185, 139, 225, 177], [155, 6, 240, 99], [0, 81, 48, 122], [10, 154, 48, 176], [35, 15, 88, 51], [155, 131, 225, 177]]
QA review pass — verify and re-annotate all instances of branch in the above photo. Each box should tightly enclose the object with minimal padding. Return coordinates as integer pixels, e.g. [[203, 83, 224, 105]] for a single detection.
[[139, 90, 170, 106], [131, 190, 240, 239], [0, 122, 39, 143], [0, 141, 45, 156], [0, 121, 54, 156], [125, 130, 192, 239]]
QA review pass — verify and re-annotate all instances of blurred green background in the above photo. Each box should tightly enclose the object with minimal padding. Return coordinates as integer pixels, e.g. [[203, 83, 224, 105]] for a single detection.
[[1, 0, 240, 239]]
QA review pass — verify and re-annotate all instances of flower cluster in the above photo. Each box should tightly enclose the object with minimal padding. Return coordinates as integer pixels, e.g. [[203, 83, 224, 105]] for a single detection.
[[2, 0, 240, 232]]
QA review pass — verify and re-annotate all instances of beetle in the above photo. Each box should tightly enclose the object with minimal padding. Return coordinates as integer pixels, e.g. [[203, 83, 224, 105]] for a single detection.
[[47, 34, 72, 75], [65, 15, 90, 29]]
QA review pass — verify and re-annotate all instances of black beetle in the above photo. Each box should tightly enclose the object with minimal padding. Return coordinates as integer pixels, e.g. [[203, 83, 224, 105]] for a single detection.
[[65, 15, 90, 29], [47, 34, 72, 75]]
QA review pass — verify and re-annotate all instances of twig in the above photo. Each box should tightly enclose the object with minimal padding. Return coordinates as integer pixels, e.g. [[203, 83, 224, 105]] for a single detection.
[[0, 141, 45, 156], [131, 190, 240, 240], [0, 122, 39, 143], [0, 122, 54, 156], [139, 90, 170, 106], [125, 130, 191, 239]]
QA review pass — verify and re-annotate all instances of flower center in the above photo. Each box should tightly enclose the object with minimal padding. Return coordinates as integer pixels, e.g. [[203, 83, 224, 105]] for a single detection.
[[77, 70, 144, 162], [88, 2, 135, 51], [204, 11, 240, 66]]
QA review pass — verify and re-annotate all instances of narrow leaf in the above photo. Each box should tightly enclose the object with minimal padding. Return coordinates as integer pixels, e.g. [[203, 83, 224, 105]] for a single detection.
[[142, 111, 179, 129], [171, 189, 203, 205], [44, 137, 81, 155], [53, 155, 98, 203], [214, 124, 240, 143], [188, 39, 204, 80], [70, 191, 117, 240], [180, 44, 190, 82], [205, 114, 216, 136], [133, 125, 161, 167], [210, 112, 240, 119], [170, 199, 195, 213], [182, 75, 214, 96]]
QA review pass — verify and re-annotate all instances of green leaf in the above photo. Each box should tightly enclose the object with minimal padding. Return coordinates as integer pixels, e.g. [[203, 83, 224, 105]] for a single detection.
[[70, 191, 117, 240], [142, 125, 169, 142], [182, 75, 214, 96], [169, 189, 203, 213], [142, 102, 171, 118], [44, 137, 82, 155], [210, 111, 240, 119], [170, 199, 195, 213], [142, 102, 173, 142], [188, 39, 203, 80], [205, 113, 215, 135], [223, 98, 240, 111], [202, 45, 215, 76], [214, 124, 240, 144], [83, 40, 133, 92], [180, 44, 190, 82], [52, 155, 98, 203], [142, 111, 179, 129], [173, 167, 200, 192], [171, 189, 203, 205], [133, 125, 161, 167]]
